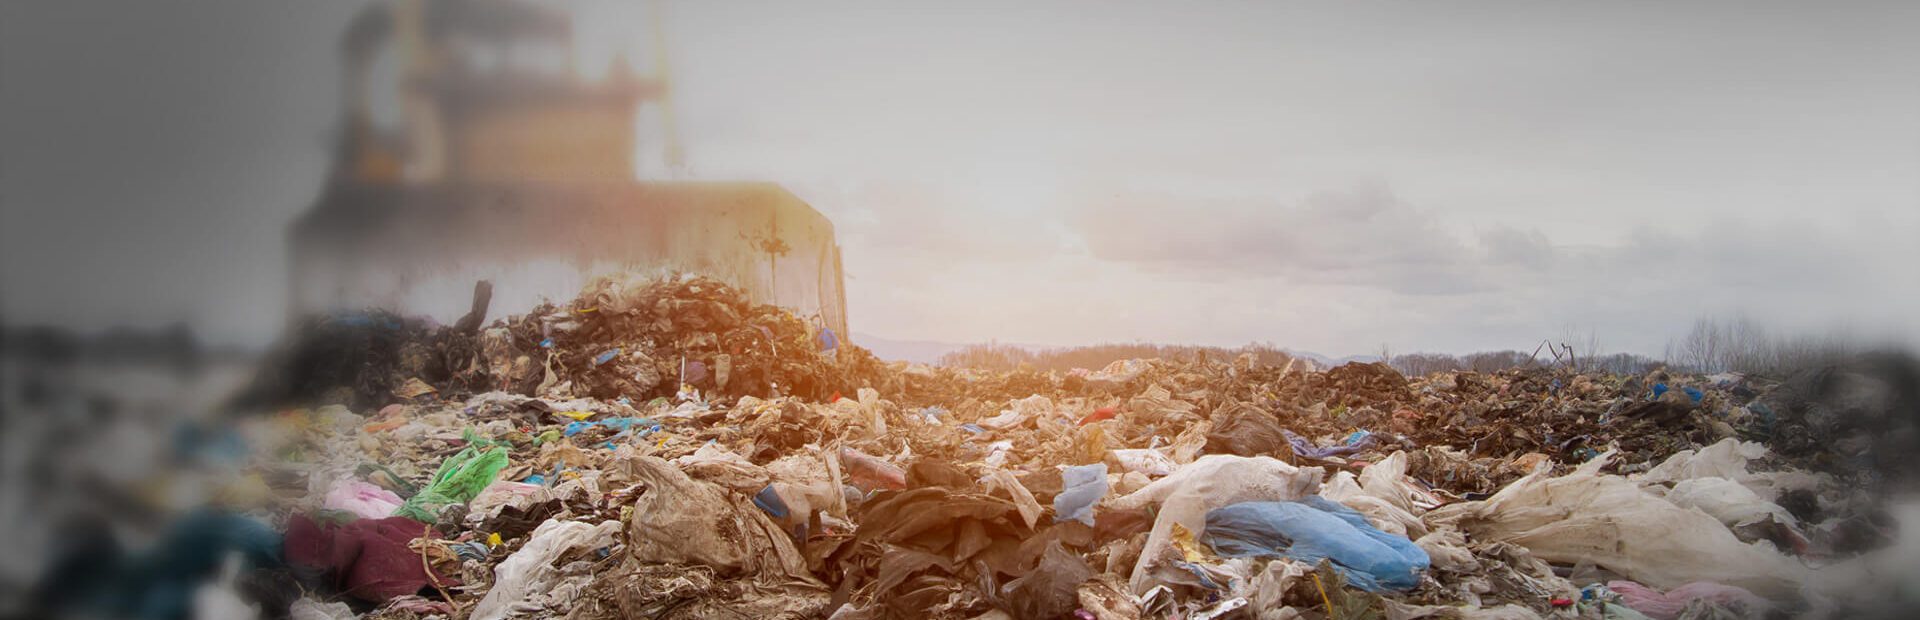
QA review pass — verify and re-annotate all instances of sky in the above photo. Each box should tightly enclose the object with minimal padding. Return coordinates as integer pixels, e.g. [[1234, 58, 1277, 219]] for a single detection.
[[4, 0, 1918, 357]]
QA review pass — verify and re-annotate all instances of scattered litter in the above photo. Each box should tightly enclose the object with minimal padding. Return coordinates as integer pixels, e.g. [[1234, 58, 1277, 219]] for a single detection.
[[82, 272, 1906, 620]]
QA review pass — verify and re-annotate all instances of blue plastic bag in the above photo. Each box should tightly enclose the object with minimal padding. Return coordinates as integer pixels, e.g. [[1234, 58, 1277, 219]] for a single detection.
[[1053, 463, 1109, 525], [1203, 496, 1429, 591], [562, 417, 655, 437], [1283, 429, 1376, 459], [753, 485, 790, 519]]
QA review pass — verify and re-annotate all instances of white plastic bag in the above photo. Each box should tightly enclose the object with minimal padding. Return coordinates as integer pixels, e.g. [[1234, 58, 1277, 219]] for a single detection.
[[1110, 448, 1178, 477], [471, 518, 621, 620], [980, 395, 1055, 429]]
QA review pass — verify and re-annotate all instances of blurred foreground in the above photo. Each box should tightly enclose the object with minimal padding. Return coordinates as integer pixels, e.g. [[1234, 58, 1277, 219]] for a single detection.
[[5, 272, 1919, 619]]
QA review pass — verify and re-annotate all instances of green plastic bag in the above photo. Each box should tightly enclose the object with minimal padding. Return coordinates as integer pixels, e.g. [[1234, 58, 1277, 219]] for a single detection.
[[395, 444, 509, 522]]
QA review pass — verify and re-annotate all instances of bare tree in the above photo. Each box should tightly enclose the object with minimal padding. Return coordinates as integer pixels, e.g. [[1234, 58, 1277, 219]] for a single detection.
[[1665, 315, 1859, 376]]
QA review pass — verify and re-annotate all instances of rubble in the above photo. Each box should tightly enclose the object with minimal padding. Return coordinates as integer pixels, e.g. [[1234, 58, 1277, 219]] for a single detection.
[[46, 273, 1918, 619]]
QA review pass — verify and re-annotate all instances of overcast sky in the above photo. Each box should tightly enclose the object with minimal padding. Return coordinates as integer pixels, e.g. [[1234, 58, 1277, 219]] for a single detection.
[[4, 0, 1917, 357]]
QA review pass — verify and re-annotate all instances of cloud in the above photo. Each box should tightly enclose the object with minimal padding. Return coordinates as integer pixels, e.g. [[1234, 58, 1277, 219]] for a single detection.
[[797, 181, 1070, 264], [1071, 184, 1560, 296], [1052, 184, 1920, 355]]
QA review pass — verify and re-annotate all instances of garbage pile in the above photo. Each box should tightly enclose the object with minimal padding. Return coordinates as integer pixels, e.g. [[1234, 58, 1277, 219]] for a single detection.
[[241, 274, 891, 412], [44, 274, 1919, 619]]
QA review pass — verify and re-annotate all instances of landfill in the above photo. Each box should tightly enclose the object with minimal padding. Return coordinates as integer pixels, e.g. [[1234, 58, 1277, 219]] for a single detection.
[[30, 272, 1920, 619]]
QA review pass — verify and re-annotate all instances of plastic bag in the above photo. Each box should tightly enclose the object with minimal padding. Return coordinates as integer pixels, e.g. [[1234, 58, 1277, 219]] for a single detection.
[[323, 479, 404, 520], [674, 443, 772, 493], [1054, 463, 1110, 525], [1204, 402, 1291, 457], [1086, 358, 1153, 387], [1321, 454, 1428, 539], [465, 481, 552, 523], [1284, 428, 1378, 459], [1204, 496, 1430, 591], [470, 518, 621, 620], [290, 598, 356, 620], [1413, 528, 1480, 573], [1110, 448, 1177, 477], [1000, 540, 1095, 619], [840, 447, 906, 493], [1228, 558, 1309, 619], [396, 444, 510, 521], [620, 455, 814, 581], [980, 395, 1055, 429], [1108, 454, 1324, 593], [1607, 580, 1769, 620]]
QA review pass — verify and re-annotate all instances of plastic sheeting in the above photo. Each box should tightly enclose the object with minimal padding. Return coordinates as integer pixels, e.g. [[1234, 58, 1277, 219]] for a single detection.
[[1054, 463, 1109, 526], [1283, 429, 1377, 459], [980, 395, 1056, 429], [1607, 580, 1769, 620], [1633, 438, 1829, 524], [1227, 558, 1309, 620], [673, 442, 772, 493], [465, 481, 552, 522], [999, 540, 1095, 619], [1203, 402, 1292, 457], [1426, 453, 1808, 598], [289, 599, 356, 620], [839, 447, 906, 493], [1321, 453, 1429, 539], [1634, 439, 1769, 492], [1203, 496, 1430, 591], [619, 454, 817, 583], [979, 468, 1043, 528], [1661, 477, 1796, 529], [469, 518, 621, 620], [322, 479, 403, 520], [1108, 454, 1324, 593], [1109, 448, 1177, 477]]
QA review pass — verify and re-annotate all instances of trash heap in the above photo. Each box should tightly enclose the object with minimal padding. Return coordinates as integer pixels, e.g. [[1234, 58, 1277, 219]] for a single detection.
[[87, 274, 1915, 620], [244, 274, 891, 412]]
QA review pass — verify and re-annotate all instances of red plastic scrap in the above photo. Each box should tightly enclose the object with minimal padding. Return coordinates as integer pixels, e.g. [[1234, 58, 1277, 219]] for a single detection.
[[1077, 407, 1118, 426]]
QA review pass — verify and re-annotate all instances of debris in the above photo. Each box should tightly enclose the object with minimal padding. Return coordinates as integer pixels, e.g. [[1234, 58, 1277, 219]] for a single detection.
[[126, 272, 1911, 619], [323, 479, 404, 520], [283, 515, 458, 604], [289, 598, 355, 620], [1054, 463, 1110, 525], [394, 443, 509, 522], [1606, 580, 1770, 620], [1427, 453, 1807, 598], [1203, 496, 1430, 591], [1001, 540, 1094, 619], [469, 518, 620, 620]]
